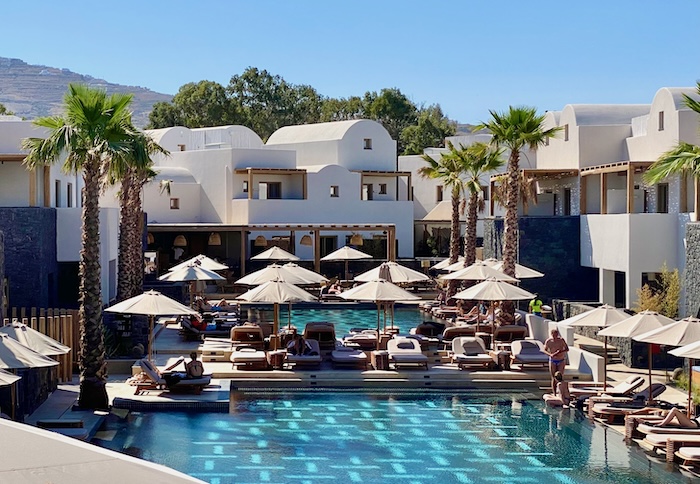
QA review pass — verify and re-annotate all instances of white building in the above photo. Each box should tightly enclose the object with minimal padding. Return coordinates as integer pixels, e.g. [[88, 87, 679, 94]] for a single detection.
[[113, 120, 415, 275], [0, 116, 119, 309]]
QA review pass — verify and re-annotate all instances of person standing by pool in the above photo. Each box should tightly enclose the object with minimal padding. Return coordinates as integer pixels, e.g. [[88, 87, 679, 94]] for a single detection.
[[529, 294, 543, 317], [544, 329, 568, 394]]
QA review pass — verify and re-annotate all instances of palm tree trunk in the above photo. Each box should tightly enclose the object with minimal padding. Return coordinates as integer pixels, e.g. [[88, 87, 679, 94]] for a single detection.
[[77, 157, 109, 410], [447, 191, 461, 296], [465, 192, 479, 265], [501, 150, 520, 324], [117, 173, 133, 302]]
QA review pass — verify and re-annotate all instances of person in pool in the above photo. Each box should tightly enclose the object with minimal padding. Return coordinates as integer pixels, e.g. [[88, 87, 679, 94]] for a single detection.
[[544, 328, 569, 395]]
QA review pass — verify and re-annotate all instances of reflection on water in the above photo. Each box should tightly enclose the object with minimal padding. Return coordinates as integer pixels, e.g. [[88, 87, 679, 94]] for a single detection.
[[95, 393, 693, 484]]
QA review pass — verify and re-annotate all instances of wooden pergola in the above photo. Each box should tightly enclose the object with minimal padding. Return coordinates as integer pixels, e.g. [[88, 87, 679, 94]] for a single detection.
[[234, 167, 308, 199], [0, 153, 52, 207], [488, 169, 578, 215], [579, 162, 653, 214]]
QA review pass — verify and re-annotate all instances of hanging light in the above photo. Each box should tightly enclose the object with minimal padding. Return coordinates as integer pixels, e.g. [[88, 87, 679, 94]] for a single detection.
[[208, 232, 222, 246], [173, 235, 187, 247], [300, 234, 313, 246], [254, 235, 267, 247], [147, 232, 154, 244], [350, 233, 363, 246]]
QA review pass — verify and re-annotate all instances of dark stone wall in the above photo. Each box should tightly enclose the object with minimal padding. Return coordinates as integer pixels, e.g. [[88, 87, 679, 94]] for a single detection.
[[685, 222, 700, 317], [482, 216, 599, 304], [0, 231, 5, 322], [0, 208, 58, 309]]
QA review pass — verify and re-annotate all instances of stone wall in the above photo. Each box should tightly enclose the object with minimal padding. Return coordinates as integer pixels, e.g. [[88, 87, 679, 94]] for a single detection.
[[483, 216, 599, 303], [685, 222, 700, 317], [0, 208, 57, 309], [0, 231, 4, 323]]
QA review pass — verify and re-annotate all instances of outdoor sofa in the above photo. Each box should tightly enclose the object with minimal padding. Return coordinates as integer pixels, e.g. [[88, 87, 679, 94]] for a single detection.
[[136, 359, 211, 395], [387, 337, 428, 370]]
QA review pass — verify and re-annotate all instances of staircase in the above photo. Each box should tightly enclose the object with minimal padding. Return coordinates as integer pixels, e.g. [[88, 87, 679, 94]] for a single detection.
[[578, 343, 622, 364]]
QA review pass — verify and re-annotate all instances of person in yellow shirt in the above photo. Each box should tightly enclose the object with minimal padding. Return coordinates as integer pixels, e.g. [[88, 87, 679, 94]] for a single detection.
[[528, 294, 543, 317]]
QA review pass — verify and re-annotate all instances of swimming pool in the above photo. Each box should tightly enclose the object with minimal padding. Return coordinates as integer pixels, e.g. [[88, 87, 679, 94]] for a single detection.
[[95, 391, 691, 484], [245, 306, 436, 336]]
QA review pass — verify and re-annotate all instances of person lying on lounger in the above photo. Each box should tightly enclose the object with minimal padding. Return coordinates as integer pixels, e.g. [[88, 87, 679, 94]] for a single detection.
[[652, 407, 698, 428], [163, 352, 205, 385], [287, 335, 313, 355]]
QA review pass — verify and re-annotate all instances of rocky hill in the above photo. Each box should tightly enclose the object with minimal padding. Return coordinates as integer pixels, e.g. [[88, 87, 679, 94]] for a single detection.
[[0, 57, 172, 127]]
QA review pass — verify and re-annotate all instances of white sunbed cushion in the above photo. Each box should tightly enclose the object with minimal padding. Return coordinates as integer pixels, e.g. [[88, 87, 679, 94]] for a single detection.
[[677, 447, 700, 460], [644, 433, 700, 447], [638, 423, 700, 435], [331, 349, 367, 362]]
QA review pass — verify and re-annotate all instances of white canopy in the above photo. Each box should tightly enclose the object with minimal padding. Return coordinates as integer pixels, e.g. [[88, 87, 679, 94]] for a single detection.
[[452, 278, 535, 301], [0, 322, 71, 356], [320, 246, 373, 261], [598, 310, 676, 338], [0, 368, 21, 386], [431, 256, 464, 271], [354, 262, 430, 284], [251, 246, 300, 261], [670, 340, 700, 359], [281, 263, 329, 284], [340, 279, 420, 302], [168, 254, 228, 272], [489, 261, 544, 279], [559, 304, 630, 328], [158, 265, 225, 282], [0, 334, 59, 370], [634, 317, 700, 346], [440, 262, 518, 282], [236, 264, 322, 286], [105, 290, 197, 317], [237, 280, 318, 304]]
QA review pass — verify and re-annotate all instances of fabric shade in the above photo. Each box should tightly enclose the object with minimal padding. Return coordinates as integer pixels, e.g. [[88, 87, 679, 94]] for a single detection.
[[158, 265, 225, 282], [634, 317, 700, 346], [339, 279, 420, 302], [559, 304, 630, 328], [0, 334, 59, 369], [105, 290, 197, 317], [598, 310, 676, 338], [251, 246, 300, 261], [440, 262, 518, 282], [489, 261, 544, 279], [168, 254, 228, 272], [320, 246, 373, 261], [354, 262, 430, 284], [0, 322, 71, 356], [0, 368, 21, 387], [236, 264, 322, 286], [452, 278, 535, 301]]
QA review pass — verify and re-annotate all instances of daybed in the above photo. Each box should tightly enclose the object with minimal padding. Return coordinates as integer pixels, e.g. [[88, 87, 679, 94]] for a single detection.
[[569, 375, 645, 401], [642, 433, 700, 463], [450, 336, 494, 370], [136, 359, 211, 395], [230, 346, 269, 370], [387, 337, 429, 370], [285, 339, 322, 369], [303, 322, 337, 351], [588, 384, 667, 422], [510, 340, 549, 368], [230, 323, 265, 350], [331, 346, 368, 369]]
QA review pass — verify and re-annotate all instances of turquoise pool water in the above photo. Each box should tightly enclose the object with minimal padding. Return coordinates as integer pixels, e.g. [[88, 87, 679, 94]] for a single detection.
[[247, 306, 436, 336], [95, 392, 691, 484]]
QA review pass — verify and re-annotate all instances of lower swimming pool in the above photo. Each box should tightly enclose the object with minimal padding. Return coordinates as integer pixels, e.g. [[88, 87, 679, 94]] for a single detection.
[[95, 391, 691, 484]]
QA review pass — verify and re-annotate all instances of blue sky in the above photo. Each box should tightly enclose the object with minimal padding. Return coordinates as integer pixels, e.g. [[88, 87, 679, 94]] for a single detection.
[[3, 0, 699, 123]]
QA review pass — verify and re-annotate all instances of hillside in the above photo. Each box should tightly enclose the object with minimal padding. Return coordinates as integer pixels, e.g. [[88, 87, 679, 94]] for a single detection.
[[0, 57, 172, 127]]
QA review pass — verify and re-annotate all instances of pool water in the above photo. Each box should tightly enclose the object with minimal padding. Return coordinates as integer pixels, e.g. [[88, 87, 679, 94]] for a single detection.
[[246, 307, 436, 336], [95, 392, 691, 484]]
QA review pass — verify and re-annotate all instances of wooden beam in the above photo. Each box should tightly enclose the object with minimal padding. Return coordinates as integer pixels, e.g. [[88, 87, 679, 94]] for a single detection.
[[302, 173, 307, 200], [601, 173, 607, 215], [43, 166, 51, 208], [627, 164, 635, 214], [240, 229, 246, 276], [247, 170, 253, 200], [387, 227, 396, 261], [681, 173, 688, 213], [29, 170, 36, 207], [314, 229, 321, 273], [580, 175, 587, 214]]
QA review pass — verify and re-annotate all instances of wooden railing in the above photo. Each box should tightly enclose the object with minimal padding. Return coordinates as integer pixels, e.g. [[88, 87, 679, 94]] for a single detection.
[[3, 308, 79, 382]]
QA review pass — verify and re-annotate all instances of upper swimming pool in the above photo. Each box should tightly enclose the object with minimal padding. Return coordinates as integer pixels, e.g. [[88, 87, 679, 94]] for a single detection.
[[94, 391, 691, 484]]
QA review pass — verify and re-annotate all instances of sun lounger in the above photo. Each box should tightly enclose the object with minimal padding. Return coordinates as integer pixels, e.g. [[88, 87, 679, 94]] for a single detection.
[[136, 359, 211, 395], [636, 409, 699, 435], [676, 447, 700, 472], [285, 339, 322, 369], [589, 384, 667, 422], [303, 322, 337, 351], [450, 336, 495, 370], [230, 346, 269, 370], [178, 317, 230, 341], [331, 346, 368, 369], [387, 337, 429, 370], [230, 323, 265, 350], [441, 326, 476, 346], [343, 330, 378, 351], [569, 375, 645, 400], [642, 433, 700, 463], [510, 340, 549, 368], [492, 325, 528, 346]]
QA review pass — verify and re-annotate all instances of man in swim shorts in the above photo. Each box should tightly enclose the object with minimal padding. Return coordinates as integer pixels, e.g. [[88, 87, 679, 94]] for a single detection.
[[544, 328, 569, 394]]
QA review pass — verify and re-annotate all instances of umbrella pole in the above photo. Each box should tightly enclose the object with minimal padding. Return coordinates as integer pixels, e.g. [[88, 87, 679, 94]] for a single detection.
[[647, 344, 654, 406], [148, 315, 155, 362], [11, 380, 15, 421], [689, 358, 694, 418], [273, 303, 280, 350], [603, 336, 608, 393], [491, 302, 495, 350], [376, 302, 381, 351], [288, 302, 292, 330], [345, 260, 349, 281]]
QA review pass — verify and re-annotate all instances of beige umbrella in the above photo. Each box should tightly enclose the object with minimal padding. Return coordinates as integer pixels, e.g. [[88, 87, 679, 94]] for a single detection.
[[637, 317, 700, 416], [0, 368, 20, 386], [0, 334, 59, 370], [431, 256, 464, 271], [490, 261, 544, 279], [321, 245, 373, 280], [561, 304, 631, 391], [452, 278, 535, 343], [281, 263, 329, 285], [443, 258, 471, 272], [599, 310, 676, 403], [237, 264, 322, 286], [340, 279, 419, 348], [440, 262, 518, 282], [168, 254, 228, 272], [237, 280, 317, 347], [158, 264, 225, 305], [354, 261, 430, 284], [105, 290, 198, 361], [0, 322, 71, 357], [251, 246, 300, 261], [671, 340, 700, 416]]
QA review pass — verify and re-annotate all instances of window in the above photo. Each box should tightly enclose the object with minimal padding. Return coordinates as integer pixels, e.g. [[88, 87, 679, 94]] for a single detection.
[[564, 188, 572, 216], [362, 184, 373, 200], [177, 144, 186, 151], [260, 182, 281, 199], [55, 180, 61, 207], [436, 185, 443, 202], [363, 138, 372, 150], [379, 183, 387, 195], [564, 124, 569, 141], [658, 183, 669, 213], [67, 183, 73, 208], [170, 198, 180, 209], [658, 111, 665, 131], [480, 185, 489, 201], [243, 180, 249, 193], [330, 185, 339, 197]]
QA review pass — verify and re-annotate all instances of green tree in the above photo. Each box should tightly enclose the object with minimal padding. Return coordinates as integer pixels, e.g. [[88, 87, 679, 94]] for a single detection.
[[476, 107, 559, 321], [418, 145, 468, 295], [644, 82, 700, 220], [364, 88, 417, 153], [23, 84, 139, 409], [451, 142, 504, 265], [0, 103, 14, 116], [147, 80, 236, 129], [320, 96, 365, 122], [400, 104, 457, 155], [634, 264, 680, 318], [147, 100, 182, 129]]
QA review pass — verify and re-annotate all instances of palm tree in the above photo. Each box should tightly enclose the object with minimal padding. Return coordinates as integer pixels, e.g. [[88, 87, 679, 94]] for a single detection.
[[108, 133, 168, 301], [645, 83, 700, 219], [23, 84, 139, 409], [476, 107, 559, 323], [492, 171, 539, 216], [452, 142, 504, 265], [419, 142, 468, 295]]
